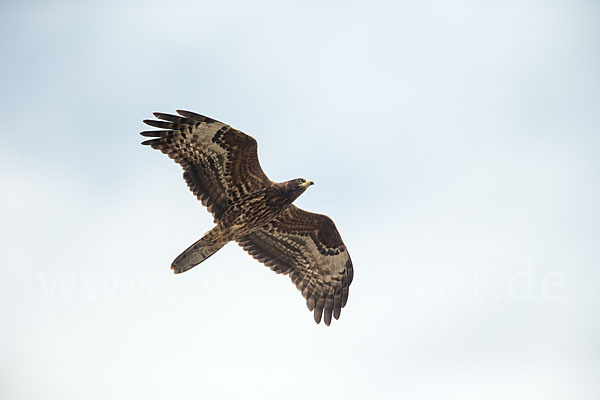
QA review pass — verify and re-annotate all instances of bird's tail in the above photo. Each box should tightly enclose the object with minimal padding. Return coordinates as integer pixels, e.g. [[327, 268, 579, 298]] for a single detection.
[[171, 228, 229, 274]]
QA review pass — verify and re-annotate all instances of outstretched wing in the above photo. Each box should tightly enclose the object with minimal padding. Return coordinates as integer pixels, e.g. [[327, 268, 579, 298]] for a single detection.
[[237, 205, 353, 326], [141, 110, 270, 220]]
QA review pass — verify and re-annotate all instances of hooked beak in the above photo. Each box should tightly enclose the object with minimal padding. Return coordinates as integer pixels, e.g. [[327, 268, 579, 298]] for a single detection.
[[301, 180, 314, 188]]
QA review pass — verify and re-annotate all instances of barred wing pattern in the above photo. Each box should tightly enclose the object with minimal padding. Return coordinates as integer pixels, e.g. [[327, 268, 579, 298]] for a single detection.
[[141, 110, 270, 220], [237, 205, 354, 326]]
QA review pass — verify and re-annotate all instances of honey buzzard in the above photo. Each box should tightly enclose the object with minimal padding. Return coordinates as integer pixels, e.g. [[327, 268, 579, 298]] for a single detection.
[[141, 110, 353, 325]]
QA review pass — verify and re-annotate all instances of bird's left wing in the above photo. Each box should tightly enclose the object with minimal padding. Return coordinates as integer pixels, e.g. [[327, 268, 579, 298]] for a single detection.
[[141, 111, 270, 221], [237, 205, 353, 325]]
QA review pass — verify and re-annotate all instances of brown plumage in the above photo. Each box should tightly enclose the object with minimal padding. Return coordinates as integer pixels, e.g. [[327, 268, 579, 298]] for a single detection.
[[141, 110, 353, 325]]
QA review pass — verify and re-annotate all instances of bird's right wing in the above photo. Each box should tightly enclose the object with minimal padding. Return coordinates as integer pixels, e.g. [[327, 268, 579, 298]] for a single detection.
[[237, 205, 353, 326], [141, 111, 271, 220]]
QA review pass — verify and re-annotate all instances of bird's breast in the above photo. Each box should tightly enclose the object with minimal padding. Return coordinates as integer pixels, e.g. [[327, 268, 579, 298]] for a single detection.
[[219, 189, 289, 236]]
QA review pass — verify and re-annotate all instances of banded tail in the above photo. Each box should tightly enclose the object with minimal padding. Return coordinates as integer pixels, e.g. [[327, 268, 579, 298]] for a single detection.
[[171, 228, 229, 273]]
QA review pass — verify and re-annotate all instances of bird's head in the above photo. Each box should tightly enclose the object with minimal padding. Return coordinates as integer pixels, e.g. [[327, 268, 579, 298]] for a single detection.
[[281, 178, 314, 201], [287, 178, 314, 191], [269, 178, 314, 207]]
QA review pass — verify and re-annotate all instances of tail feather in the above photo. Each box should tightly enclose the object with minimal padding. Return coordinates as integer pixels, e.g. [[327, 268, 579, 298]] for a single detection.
[[171, 230, 227, 273]]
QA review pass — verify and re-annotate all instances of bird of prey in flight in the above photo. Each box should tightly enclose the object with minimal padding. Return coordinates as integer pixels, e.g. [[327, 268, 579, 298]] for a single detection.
[[141, 110, 353, 325]]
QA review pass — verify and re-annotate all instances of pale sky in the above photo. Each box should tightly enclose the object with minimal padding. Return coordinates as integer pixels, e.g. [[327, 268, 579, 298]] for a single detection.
[[1, 1, 599, 399]]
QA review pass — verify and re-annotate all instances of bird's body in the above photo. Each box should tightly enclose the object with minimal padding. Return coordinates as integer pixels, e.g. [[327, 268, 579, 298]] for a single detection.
[[219, 181, 307, 236], [141, 110, 353, 325], [172, 180, 313, 273]]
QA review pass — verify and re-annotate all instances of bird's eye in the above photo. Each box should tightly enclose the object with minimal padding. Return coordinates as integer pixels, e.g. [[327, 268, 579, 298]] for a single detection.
[[296, 179, 305, 184]]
